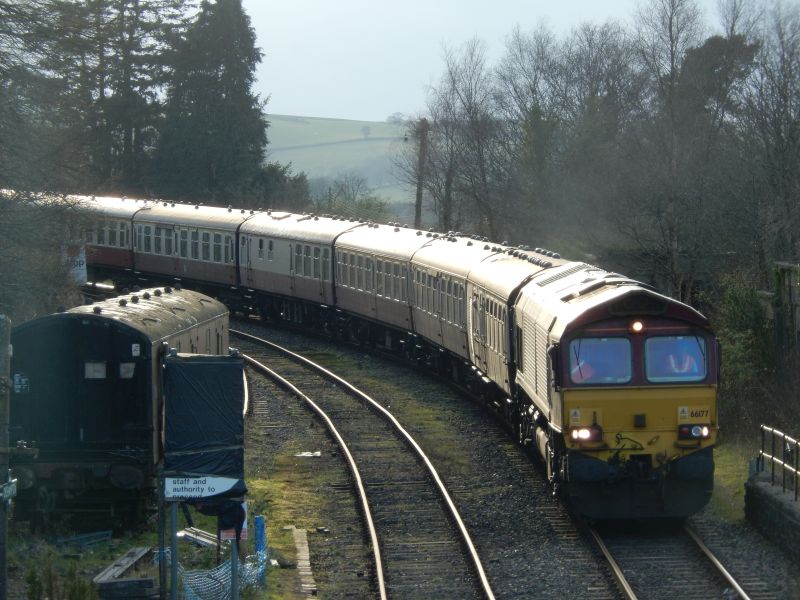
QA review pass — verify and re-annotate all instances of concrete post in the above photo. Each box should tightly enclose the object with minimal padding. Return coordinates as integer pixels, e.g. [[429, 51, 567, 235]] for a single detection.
[[0, 316, 11, 600]]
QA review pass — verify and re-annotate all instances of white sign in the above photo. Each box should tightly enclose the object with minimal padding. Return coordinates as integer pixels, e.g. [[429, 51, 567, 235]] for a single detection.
[[164, 476, 241, 500], [63, 243, 87, 285]]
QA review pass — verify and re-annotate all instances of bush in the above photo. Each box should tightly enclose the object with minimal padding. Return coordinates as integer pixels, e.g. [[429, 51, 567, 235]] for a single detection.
[[25, 561, 98, 600], [707, 272, 774, 437]]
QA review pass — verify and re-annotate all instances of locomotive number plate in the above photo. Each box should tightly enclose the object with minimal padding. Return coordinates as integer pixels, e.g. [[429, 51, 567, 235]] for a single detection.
[[678, 406, 710, 422]]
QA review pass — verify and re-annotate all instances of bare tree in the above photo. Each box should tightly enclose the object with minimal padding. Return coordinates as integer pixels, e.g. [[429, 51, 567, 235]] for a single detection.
[[0, 192, 86, 322], [627, 0, 704, 298], [742, 2, 800, 263]]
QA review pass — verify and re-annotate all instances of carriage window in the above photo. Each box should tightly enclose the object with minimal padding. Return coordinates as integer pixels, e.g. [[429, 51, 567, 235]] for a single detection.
[[154, 227, 162, 254], [366, 258, 373, 291], [459, 285, 466, 327], [439, 279, 446, 316], [200, 232, 210, 260], [295, 244, 303, 274], [191, 231, 199, 259], [304, 245, 312, 276], [268, 240, 274, 261], [427, 274, 434, 312], [569, 338, 631, 385], [401, 267, 408, 301], [446, 281, 453, 323], [322, 248, 330, 280], [108, 222, 117, 246], [258, 238, 264, 259], [645, 336, 707, 383], [179, 230, 188, 257], [314, 247, 321, 278], [213, 233, 222, 262], [97, 220, 106, 245], [166, 230, 174, 255], [143, 225, 152, 253], [376, 261, 384, 295], [121, 223, 128, 247], [225, 235, 233, 263]]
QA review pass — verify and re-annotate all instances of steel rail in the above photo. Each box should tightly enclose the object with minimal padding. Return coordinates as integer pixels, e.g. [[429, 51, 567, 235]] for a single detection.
[[587, 527, 639, 600], [684, 525, 752, 600], [242, 353, 388, 600], [232, 328, 496, 600]]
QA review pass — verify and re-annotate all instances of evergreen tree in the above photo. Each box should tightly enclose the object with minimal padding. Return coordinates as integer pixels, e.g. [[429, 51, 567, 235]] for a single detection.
[[2, 0, 189, 193], [151, 0, 268, 202]]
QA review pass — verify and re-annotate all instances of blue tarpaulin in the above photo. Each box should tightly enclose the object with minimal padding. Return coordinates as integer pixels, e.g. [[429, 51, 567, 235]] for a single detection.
[[163, 353, 246, 499]]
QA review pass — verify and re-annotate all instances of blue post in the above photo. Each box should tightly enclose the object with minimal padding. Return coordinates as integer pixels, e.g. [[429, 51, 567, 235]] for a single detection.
[[254, 515, 267, 586]]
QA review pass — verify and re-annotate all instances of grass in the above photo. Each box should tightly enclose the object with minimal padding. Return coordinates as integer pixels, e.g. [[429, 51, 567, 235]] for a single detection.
[[707, 436, 760, 522]]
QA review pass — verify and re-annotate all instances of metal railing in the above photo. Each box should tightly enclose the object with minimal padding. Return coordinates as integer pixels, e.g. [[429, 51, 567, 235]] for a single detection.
[[758, 425, 799, 502]]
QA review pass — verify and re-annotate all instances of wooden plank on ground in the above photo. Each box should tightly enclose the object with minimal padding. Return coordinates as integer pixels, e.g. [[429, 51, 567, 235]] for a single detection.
[[93, 546, 151, 583]]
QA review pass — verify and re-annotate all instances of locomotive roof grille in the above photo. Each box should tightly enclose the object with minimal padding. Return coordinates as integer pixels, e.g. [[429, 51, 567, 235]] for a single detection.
[[536, 264, 588, 287]]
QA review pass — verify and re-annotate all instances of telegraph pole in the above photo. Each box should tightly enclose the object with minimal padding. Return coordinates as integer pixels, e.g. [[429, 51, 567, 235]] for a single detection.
[[0, 316, 14, 600], [414, 118, 429, 230]]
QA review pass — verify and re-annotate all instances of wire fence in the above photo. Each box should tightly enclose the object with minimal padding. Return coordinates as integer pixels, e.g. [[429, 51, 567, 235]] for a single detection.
[[156, 547, 268, 600]]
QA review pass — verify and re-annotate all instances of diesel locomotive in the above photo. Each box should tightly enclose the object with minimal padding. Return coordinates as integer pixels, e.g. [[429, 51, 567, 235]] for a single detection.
[[69, 194, 718, 519]]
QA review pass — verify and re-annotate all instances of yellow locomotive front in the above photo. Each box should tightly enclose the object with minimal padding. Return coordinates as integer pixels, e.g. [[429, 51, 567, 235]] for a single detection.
[[515, 265, 718, 519], [557, 313, 718, 519]]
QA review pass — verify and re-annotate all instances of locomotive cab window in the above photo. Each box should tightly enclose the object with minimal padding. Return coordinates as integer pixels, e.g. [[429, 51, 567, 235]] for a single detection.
[[569, 337, 631, 385], [645, 335, 707, 383]]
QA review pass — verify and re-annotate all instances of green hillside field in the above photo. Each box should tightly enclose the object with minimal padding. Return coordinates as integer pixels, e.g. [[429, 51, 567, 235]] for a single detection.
[[266, 114, 414, 206]]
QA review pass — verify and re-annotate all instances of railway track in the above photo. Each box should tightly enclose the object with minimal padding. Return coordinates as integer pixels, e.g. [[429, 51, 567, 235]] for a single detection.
[[233, 328, 495, 600], [589, 521, 774, 600]]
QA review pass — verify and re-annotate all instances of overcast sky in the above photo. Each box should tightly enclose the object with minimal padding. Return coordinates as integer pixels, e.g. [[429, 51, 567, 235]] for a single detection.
[[241, 0, 720, 122]]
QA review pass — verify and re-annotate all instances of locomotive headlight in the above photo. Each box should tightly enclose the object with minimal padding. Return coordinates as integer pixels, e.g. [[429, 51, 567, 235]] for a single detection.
[[629, 320, 645, 333], [678, 424, 711, 439], [570, 425, 603, 442]]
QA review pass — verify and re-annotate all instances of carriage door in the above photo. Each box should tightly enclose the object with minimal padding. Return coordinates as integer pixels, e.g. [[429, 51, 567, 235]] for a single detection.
[[240, 235, 253, 284], [471, 290, 488, 369]]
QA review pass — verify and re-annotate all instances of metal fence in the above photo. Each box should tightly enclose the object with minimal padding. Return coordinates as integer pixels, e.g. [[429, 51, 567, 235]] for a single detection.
[[758, 425, 799, 502]]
